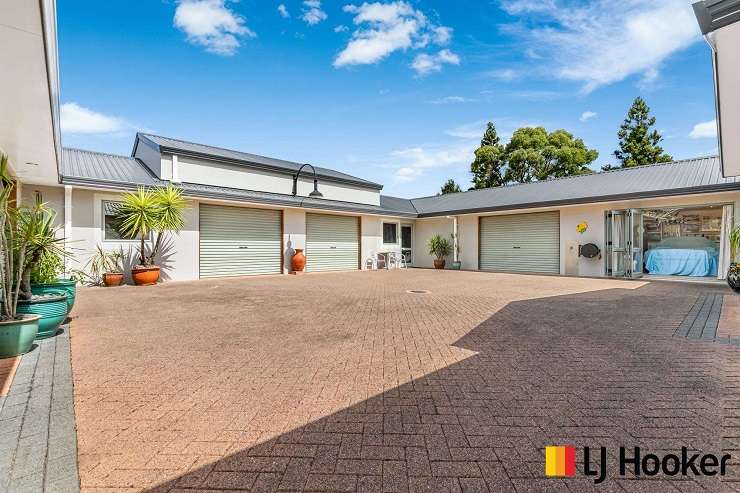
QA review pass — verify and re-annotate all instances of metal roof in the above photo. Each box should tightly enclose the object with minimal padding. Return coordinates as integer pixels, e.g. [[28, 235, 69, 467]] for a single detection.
[[411, 156, 739, 217], [61, 149, 739, 219], [134, 133, 383, 190], [694, 0, 740, 34], [60, 147, 415, 217]]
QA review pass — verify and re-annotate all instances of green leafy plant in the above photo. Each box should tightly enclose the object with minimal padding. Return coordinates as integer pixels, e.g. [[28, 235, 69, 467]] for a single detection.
[[31, 251, 65, 284], [0, 155, 67, 318], [115, 185, 186, 267], [76, 245, 124, 285], [730, 224, 740, 263], [427, 234, 452, 261]]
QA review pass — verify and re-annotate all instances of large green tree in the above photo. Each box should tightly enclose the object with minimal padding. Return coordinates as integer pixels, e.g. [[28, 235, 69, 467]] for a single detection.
[[470, 122, 506, 189], [504, 127, 598, 183], [439, 179, 462, 195], [614, 97, 672, 167]]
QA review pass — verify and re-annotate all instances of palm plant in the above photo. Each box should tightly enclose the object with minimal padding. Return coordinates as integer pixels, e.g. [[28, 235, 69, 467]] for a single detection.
[[115, 185, 186, 266], [427, 234, 452, 260], [17, 200, 67, 300], [76, 245, 124, 285]]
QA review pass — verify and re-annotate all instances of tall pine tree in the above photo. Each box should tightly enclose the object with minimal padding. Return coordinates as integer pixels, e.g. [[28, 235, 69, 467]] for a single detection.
[[614, 97, 672, 167], [470, 122, 506, 189], [438, 179, 462, 195]]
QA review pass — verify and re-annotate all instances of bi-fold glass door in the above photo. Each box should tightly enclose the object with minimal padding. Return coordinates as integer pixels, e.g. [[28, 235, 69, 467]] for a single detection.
[[606, 209, 643, 278]]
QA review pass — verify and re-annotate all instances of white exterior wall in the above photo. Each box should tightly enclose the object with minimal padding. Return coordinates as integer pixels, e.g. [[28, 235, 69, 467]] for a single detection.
[[715, 22, 740, 177], [176, 154, 381, 206], [413, 217, 454, 269]]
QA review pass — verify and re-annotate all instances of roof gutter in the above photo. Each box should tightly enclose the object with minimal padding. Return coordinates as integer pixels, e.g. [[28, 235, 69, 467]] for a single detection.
[[416, 182, 740, 218], [39, 0, 61, 180], [58, 175, 417, 218]]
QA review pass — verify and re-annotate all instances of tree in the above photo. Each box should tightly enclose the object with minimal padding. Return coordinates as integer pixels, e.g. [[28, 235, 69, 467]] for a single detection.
[[470, 122, 506, 189], [439, 179, 461, 195], [614, 97, 672, 167], [504, 127, 598, 183]]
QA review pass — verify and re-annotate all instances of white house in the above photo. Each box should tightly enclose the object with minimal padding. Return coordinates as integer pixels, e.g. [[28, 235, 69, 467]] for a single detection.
[[3, 0, 740, 286]]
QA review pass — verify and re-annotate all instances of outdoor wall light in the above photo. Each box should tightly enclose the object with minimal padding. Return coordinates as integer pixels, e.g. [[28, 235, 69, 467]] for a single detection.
[[293, 163, 323, 198]]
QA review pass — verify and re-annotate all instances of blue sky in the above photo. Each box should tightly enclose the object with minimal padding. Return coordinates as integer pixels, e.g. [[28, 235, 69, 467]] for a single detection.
[[58, 0, 719, 198]]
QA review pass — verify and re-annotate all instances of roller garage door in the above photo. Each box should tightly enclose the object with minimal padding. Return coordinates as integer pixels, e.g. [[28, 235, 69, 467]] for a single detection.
[[305, 213, 359, 272], [479, 211, 560, 274], [199, 204, 282, 278]]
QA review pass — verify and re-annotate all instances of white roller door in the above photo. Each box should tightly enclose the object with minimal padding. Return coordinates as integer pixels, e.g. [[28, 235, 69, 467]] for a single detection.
[[479, 211, 560, 274], [305, 213, 359, 272], [199, 204, 282, 278]]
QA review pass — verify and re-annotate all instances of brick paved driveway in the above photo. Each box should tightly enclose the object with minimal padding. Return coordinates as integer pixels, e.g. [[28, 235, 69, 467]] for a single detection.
[[70, 270, 740, 492]]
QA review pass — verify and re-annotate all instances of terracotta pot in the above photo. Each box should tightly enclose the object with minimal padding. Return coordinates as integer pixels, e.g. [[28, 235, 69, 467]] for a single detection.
[[103, 272, 124, 287], [291, 249, 306, 272], [132, 266, 160, 286], [433, 259, 446, 270]]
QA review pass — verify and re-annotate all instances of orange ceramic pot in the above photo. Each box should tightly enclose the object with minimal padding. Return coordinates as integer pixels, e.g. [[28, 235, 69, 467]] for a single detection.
[[131, 266, 160, 286], [102, 272, 124, 287], [291, 249, 306, 272]]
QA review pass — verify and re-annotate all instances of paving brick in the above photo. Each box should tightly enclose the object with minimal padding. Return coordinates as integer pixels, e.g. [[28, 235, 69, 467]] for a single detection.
[[68, 271, 738, 492]]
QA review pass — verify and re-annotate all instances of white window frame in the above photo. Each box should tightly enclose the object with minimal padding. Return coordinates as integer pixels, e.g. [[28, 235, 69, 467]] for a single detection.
[[382, 221, 400, 245]]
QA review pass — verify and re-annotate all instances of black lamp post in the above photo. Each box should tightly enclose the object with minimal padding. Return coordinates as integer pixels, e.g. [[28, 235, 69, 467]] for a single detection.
[[292, 163, 323, 198]]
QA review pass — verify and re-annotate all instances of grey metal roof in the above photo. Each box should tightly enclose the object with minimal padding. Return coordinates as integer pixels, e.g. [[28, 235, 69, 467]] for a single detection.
[[694, 0, 740, 34], [62, 148, 160, 185], [411, 156, 740, 217], [60, 147, 415, 217], [134, 133, 383, 190]]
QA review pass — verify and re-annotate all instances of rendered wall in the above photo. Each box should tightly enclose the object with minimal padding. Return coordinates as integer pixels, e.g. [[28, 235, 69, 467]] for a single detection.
[[715, 22, 740, 177], [175, 154, 381, 206]]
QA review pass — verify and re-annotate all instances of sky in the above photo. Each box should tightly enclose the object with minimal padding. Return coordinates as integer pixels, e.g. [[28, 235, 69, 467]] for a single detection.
[[58, 0, 720, 198]]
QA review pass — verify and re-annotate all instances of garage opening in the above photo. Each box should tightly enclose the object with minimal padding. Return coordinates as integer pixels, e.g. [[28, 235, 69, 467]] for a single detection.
[[605, 204, 732, 281], [199, 204, 282, 278], [305, 213, 359, 272], [479, 211, 560, 274]]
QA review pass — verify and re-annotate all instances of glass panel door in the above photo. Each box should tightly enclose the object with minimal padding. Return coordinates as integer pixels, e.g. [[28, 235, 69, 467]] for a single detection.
[[628, 209, 644, 278], [401, 225, 413, 265], [607, 211, 627, 277]]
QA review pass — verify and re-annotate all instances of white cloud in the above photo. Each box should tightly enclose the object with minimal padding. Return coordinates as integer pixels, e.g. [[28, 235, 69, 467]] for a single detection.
[[579, 111, 597, 122], [689, 119, 718, 139], [334, 24, 349, 32], [302, 0, 327, 25], [500, 0, 701, 92], [174, 0, 254, 56], [487, 68, 518, 81], [411, 49, 460, 75], [390, 142, 474, 183], [278, 4, 290, 18], [430, 95, 476, 104], [60, 103, 127, 135], [334, 1, 454, 72]]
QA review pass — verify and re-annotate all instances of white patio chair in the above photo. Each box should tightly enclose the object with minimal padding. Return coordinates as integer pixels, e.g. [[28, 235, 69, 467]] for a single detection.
[[388, 252, 407, 269], [365, 252, 377, 270]]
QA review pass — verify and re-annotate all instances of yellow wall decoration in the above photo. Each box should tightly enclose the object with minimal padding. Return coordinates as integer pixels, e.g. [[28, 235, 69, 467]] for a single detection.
[[576, 221, 588, 234]]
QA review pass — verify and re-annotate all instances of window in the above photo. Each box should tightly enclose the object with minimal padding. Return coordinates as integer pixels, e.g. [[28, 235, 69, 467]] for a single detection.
[[102, 201, 125, 241], [383, 222, 398, 244]]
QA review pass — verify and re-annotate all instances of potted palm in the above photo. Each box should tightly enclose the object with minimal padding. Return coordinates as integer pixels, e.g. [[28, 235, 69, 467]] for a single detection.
[[30, 236, 76, 313], [85, 245, 125, 286], [0, 154, 40, 357], [115, 185, 186, 285], [427, 234, 452, 269], [15, 200, 69, 339], [728, 224, 740, 293]]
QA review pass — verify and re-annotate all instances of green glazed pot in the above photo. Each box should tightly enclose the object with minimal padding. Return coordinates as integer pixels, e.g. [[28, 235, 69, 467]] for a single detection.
[[17, 292, 68, 340], [0, 315, 40, 359], [451, 261, 462, 270], [31, 278, 77, 313]]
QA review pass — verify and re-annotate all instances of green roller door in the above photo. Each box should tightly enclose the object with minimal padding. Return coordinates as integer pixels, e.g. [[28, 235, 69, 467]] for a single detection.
[[306, 213, 359, 272], [479, 211, 560, 274], [199, 204, 282, 278]]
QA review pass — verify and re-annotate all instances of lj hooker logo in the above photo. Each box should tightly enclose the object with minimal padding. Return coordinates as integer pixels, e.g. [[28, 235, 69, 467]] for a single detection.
[[546, 445, 731, 484]]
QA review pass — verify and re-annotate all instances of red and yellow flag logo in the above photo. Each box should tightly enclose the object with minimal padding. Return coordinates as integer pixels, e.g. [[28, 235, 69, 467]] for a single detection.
[[545, 446, 576, 477]]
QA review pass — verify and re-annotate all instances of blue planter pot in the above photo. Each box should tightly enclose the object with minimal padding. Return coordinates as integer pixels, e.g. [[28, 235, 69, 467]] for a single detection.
[[0, 315, 40, 358], [31, 278, 76, 313], [17, 292, 68, 340]]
